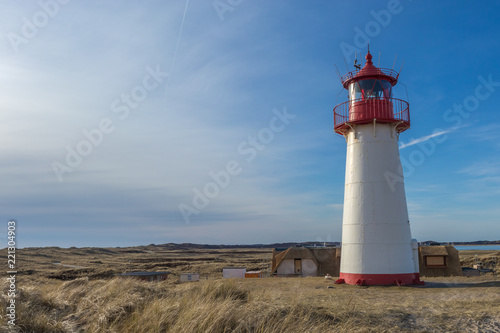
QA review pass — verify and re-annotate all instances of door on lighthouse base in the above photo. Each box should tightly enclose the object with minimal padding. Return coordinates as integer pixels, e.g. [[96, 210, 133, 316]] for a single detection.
[[294, 259, 302, 275]]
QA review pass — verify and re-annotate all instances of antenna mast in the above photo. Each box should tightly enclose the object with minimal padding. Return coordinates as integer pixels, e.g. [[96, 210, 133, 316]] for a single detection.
[[334, 64, 342, 82], [392, 54, 398, 70], [354, 52, 361, 70], [397, 59, 405, 80]]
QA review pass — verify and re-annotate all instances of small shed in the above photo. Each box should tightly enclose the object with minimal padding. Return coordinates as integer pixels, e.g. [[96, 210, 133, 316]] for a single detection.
[[419, 246, 462, 277], [271, 247, 340, 277], [245, 271, 263, 278], [116, 271, 170, 282], [223, 267, 246, 278], [179, 273, 200, 282]]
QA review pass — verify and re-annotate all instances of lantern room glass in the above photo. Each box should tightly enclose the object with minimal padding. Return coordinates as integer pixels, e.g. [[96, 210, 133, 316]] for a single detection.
[[349, 79, 392, 103]]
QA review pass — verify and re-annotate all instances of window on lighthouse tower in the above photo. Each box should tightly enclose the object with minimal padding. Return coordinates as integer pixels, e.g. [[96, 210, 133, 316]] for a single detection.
[[349, 79, 392, 103]]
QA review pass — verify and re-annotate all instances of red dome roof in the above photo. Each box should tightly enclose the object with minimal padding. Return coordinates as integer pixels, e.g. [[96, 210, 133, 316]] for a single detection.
[[341, 51, 399, 89]]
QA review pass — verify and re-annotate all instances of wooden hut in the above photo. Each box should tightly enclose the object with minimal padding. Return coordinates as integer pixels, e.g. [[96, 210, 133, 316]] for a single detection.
[[418, 246, 462, 277], [245, 271, 263, 278]]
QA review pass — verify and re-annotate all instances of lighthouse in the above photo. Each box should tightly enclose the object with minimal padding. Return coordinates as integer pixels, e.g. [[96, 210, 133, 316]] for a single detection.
[[333, 50, 421, 286]]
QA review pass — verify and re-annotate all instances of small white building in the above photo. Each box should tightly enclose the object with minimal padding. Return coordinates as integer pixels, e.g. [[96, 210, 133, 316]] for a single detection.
[[222, 267, 246, 278], [179, 273, 200, 282]]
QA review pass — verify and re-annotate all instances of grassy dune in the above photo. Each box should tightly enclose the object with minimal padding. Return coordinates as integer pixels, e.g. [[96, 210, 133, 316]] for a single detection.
[[15, 246, 273, 279], [1, 246, 499, 332], [2, 276, 500, 332]]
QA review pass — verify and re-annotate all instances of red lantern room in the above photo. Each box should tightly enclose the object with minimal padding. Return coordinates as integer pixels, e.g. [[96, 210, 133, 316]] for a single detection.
[[333, 50, 410, 135]]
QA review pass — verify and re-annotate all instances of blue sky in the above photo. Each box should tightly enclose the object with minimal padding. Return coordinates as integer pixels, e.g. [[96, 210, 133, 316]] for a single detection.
[[1, 1, 499, 247]]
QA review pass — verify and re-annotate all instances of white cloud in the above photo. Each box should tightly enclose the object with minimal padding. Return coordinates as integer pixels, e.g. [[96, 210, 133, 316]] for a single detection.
[[466, 123, 500, 142], [399, 129, 451, 149], [458, 161, 500, 177]]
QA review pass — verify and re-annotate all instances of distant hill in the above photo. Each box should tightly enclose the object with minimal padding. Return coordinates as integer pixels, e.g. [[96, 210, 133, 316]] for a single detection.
[[446, 240, 500, 245], [421, 240, 500, 246], [134, 240, 500, 250], [19, 240, 500, 250], [139, 241, 341, 250]]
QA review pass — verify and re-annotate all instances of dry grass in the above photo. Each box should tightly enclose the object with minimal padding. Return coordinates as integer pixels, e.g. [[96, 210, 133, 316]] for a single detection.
[[460, 250, 500, 271], [12, 246, 272, 280], [1, 275, 500, 332], [1, 246, 499, 332]]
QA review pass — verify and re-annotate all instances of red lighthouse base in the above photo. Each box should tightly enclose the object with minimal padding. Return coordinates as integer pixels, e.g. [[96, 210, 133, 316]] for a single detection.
[[335, 273, 424, 286]]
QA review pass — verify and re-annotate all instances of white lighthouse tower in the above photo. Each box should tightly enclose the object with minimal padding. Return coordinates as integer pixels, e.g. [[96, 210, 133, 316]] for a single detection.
[[333, 50, 421, 286]]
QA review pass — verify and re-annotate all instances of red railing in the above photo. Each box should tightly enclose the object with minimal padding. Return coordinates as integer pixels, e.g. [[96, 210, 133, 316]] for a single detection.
[[333, 98, 410, 134], [340, 68, 399, 83]]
